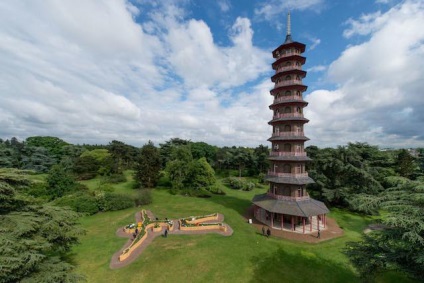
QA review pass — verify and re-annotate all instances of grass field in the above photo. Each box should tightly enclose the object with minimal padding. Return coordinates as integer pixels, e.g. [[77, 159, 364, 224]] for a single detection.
[[71, 174, 415, 283]]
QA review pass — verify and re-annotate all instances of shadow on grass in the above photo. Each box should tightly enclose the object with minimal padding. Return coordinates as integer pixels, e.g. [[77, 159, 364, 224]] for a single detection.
[[250, 248, 359, 283]]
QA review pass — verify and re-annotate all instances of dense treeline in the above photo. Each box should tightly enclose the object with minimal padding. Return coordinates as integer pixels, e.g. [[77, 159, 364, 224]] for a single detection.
[[1, 136, 424, 281]]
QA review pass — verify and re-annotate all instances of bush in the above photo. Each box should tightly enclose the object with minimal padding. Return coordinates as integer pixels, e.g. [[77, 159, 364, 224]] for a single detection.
[[207, 184, 226, 195], [103, 192, 134, 211], [54, 193, 99, 215], [226, 177, 255, 191], [134, 189, 152, 206], [105, 173, 126, 184]]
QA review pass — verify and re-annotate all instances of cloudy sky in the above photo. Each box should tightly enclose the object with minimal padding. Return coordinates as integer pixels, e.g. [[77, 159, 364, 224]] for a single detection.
[[1, 0, 423, 148]]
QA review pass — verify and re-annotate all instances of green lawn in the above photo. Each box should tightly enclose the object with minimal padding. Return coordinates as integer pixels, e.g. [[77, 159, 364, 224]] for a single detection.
[[71, 178, 415, 283]]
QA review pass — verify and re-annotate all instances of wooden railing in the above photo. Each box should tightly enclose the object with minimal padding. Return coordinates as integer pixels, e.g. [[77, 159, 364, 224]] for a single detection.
[[273, 113, 304, 119], [267, 171, 309, 178], [273, 96, 303, 103], [275, 80, 303, 87], [269, 152, 307, 157], [267, 191, 310, 201], [271, 132, 304, 137]]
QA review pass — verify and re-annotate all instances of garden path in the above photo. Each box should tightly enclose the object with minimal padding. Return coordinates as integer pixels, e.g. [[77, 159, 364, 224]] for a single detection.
[[109, 211, 233, 269]]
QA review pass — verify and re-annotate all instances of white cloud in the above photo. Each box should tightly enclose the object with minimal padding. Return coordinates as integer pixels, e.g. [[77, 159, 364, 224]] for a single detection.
[[307, 65, 327, 73], [306, 0, 424, 147], [255, 0, 324, 21], [217, 0, 231, 12]]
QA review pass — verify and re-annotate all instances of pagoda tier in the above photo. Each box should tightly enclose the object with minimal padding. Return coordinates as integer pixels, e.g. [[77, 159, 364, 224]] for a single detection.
[[252, 12, 329, 234]]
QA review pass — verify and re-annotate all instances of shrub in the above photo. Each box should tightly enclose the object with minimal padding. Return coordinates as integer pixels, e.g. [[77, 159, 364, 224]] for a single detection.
[[134, 189, 152, 206], [207, 184, 226, 195], [105, 173, 126, 184], [54, 192, 99, 215], [226, 177, 255, 191], [103, 192, 134, 211]]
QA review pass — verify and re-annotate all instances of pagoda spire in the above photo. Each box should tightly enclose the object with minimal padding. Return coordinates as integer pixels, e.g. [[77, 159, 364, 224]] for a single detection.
[[284, 11, 293, 43]]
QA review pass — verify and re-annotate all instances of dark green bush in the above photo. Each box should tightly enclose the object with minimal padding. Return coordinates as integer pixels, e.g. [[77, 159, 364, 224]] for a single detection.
[[103, 192, 133, 211], [54, 193, 99, 215], [226, 177, 255, 191], [105, 173, 126, 184], [134, 189, 152, 206]]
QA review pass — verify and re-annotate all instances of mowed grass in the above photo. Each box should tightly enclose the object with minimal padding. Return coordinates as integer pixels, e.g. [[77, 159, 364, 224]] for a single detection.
[[71, 177, 416, 283]]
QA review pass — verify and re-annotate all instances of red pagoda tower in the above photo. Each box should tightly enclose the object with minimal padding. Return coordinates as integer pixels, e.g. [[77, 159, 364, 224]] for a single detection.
[[252, 13, 329, 234]]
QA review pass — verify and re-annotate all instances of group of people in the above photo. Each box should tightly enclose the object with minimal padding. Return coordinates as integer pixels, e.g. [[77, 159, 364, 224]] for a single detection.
[[262, 226, 271, 237]]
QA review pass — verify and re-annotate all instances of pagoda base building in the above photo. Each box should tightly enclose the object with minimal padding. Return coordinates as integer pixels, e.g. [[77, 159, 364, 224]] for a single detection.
[[252, 12, 329, 234]]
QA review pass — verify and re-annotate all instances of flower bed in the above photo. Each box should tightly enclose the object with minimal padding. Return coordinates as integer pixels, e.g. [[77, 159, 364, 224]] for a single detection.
[[181, 213, 218, 224]]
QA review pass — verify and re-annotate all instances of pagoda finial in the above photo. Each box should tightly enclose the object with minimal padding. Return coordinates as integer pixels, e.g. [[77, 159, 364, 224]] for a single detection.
[[284, 11, 293, 43], [287, 11, 291, 36]]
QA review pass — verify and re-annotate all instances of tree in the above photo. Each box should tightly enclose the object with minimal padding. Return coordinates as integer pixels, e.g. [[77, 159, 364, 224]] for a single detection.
[[134, 141, 161, 188], [46, 165, 76, 199], [165, 145, 192, 191], [344, 180, 424, 281], [185, 157, 216, 191], [159, 138, 190, 167], [25, 136, 69, 160], [0, 181, 85, 283], [395, 149, 418, 179]]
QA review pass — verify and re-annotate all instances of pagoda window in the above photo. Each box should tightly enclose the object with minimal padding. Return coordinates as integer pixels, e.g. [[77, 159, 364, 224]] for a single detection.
[[283, 143, 291, 152], [296, 107, 302, 113], [283, 164, 291, 173], [284, 125, 291, 132], [284, 106, 291, 113], [285, 75, 291, 80], [285, 90, 291, 96], [296, 75, 300, 80], [297, 188, 303, 197], [296, 91, 301, 96], [285, 61, 291, 66]]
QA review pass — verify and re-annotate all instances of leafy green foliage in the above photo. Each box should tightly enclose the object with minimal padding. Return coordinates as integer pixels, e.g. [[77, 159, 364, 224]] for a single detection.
[[344, 181, 424, 281], [134, 141, 161, 188], [226, 177, 255, 191], [0, 181, 84, 283], [46, 165, 76, 199]]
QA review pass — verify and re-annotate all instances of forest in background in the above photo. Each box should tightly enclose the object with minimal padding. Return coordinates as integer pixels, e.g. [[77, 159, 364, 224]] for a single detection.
[[0, 135, 423, 282]]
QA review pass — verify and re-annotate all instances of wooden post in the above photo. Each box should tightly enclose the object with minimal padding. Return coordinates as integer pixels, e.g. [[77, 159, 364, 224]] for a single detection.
[[310, 216, 312, 232], [323, 214, 326, 228], [302, 217, 305, 234], [317, 215, 320, 230], [271, 212, 274, 228], [281, 214, 284, 230], [291, 216, 294, 231]]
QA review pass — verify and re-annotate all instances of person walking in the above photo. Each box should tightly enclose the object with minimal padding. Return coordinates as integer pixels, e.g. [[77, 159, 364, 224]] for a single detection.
[[317, 229, 321, 239], [164, 229, 168, 238], [262, 226, 266, 236], [266, 227, 271, 238]]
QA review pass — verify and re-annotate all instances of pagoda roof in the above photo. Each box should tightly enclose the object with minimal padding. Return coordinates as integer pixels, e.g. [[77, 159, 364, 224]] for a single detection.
[[269, 100, 308, 108], [252, 194, 329, 217], [271, 69, 306, 82], [272, 41, 306, 57], [268, 136, 310, 142], [265, 174, 314, 185], [268, 156, 312, 162], [272, 55, 306, 70], [268, 117, 310, 124], [270, 84, 307, 94]]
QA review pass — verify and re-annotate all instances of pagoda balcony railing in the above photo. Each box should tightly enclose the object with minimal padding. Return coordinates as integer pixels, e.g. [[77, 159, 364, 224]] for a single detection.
[[273, 96, 303, 103], [270, 151, 307, 157], [276, 65, 302, 72], [276, 51, 301, 59], [267, 171, 309, 178], [273, 113, 304, 119], [275, 80, 303, 87], [267, 191, 310, 201], [271, 131, 304, 137]]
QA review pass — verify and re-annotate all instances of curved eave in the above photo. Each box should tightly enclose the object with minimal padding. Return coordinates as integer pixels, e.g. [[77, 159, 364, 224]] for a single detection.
[[268, 117, 309, 124], [269, 100, 308, 108], [268, 136, 310, 142], [272, 42, 306, 56], [272, 55, 306, 70], [271, 70, 307, 82], [252, 194, 329, 217], [268, 156, 312, 162], [266, 175, 315, 185], [270, 84, 307, 94]]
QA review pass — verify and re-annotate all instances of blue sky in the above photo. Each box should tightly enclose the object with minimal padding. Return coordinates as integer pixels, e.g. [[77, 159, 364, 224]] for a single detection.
[[0, 0, 423, 148]]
